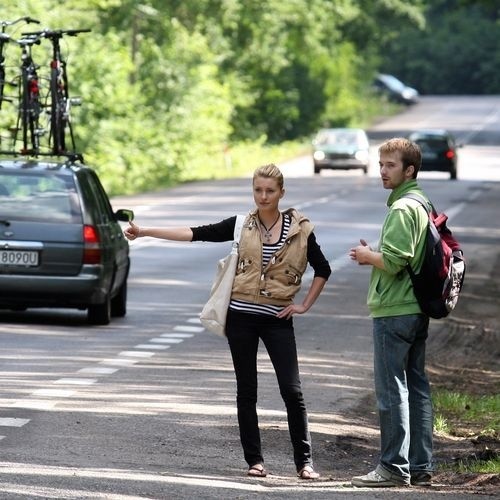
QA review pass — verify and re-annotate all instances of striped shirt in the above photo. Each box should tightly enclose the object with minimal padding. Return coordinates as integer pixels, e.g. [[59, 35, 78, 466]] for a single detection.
[[229, 213, 292, 316]]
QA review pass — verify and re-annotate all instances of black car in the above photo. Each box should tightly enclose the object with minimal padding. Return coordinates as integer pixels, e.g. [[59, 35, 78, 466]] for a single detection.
[[408, 129, 460, 180], [373, 73, 419, 105], [0, 158, 134, 324]]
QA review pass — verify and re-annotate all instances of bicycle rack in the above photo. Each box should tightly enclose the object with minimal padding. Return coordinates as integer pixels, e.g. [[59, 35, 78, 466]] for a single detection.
[[0, 22, 90, 161]]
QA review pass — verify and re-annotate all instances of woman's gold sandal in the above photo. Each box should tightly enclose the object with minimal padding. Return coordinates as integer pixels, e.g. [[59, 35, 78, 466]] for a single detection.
[[297, 465, 320, 479]]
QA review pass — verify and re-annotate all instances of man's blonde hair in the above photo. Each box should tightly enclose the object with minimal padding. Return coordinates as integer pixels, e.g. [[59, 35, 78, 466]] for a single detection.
[[253, 163, 284, 189]]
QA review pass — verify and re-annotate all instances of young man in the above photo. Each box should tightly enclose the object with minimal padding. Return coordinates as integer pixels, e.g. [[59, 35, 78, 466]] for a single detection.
[[349, 138, 434, 488]]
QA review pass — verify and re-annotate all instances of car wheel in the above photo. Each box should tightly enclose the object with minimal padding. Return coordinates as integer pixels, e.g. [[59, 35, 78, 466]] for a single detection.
[[111, 280, 127, 317], [314, 163, 321, 174], [362, 166, 368, 175], [88, 295, 111, 325], [450, 169, 457, 180]]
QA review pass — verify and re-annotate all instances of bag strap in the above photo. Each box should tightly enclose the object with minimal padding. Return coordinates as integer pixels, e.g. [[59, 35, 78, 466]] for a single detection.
[[401, 193, 431, 276], [402, 192, 433, 215], [233, 214, 245, 242]]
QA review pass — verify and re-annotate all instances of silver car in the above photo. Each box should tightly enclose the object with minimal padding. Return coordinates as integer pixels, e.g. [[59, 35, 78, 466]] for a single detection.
[[0, 158, 134, 324], [312, 128, 370, 175], [373, 73, 419, 105]]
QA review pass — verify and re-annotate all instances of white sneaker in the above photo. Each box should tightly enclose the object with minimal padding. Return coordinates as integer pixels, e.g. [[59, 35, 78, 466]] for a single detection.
[[352, 470, 406, 488]]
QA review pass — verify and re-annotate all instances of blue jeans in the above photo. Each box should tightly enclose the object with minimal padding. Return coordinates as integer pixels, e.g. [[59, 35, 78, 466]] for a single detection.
[[226, 309, 312, 471], [372, 314, 433, 483]]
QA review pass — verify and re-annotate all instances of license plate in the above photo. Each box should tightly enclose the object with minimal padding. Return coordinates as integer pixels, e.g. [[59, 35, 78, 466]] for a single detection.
[[422, 152, 437, 160], [0, 250, 39, 267]]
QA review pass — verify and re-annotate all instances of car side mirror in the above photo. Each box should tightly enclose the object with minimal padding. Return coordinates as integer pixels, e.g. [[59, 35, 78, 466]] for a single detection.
[[115, 208, 134, 222]]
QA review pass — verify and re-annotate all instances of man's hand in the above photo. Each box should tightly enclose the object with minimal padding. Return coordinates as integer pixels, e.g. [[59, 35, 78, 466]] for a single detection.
[[349, 239, 386, 269], [349, 239, 371, 265]]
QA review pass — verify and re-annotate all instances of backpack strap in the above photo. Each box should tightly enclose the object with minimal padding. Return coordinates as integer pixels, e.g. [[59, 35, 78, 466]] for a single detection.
[[403, 193, 450, 228], [402, 192, 432, 215], [400, 193, 432, 277]]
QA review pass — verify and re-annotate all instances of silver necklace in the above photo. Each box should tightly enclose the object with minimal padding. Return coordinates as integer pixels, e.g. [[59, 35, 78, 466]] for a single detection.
[[259, 213, 281, 243]]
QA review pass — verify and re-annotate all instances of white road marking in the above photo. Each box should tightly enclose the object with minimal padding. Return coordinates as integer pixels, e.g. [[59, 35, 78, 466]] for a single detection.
[[100, 358, 139, 366], [53, 378, 97, 385], [151, 338, 184, 344], [134, 344, 170, 350], [0, 418, 30, 427], [118, 351, 155, 358], [173, 325, 204, 333], [160, 333, 193, 339], [0, 319, 201, 440], [78, 367, 118, 375], [444, 202, 466, 221]]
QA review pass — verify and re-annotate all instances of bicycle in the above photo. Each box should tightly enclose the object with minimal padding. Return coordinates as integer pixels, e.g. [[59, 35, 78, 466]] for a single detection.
[[14, 34, 46, 155], [22, 27, 90, 156], [0, 17, 39, 110]]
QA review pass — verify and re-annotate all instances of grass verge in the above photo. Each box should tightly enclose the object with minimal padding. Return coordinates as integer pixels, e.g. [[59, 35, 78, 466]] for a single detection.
[[179, 137, 310, 182], [433, 389, 500, 473]]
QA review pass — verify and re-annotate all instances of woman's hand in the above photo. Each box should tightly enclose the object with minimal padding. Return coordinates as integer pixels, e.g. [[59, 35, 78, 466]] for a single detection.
[[276, 303, 307, 320], [276, 276, 327, 320], [124, 221, 141, 241]]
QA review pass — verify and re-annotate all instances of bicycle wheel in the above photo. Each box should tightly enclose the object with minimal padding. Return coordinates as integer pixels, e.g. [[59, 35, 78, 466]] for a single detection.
[[50, 65, 67, 154], [19, 68, 30, 153], [17, 72, 42, 155]]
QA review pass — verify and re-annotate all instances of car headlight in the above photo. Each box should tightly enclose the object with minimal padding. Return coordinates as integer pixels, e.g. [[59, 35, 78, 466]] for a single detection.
[[313, 151, 326, 161], [402, 88, 417, 100], [355, 150, 369, 162]]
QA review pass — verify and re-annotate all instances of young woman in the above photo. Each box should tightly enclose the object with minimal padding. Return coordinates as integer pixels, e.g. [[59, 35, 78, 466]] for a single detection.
[[124, 164, 331, 479]]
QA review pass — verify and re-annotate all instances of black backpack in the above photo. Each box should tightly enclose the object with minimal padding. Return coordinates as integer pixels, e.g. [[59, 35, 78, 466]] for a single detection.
[[403, 193, 466, 319]]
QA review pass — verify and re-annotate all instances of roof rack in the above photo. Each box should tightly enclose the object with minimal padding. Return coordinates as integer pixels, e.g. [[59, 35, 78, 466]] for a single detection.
[[0, 150, 84, 163]]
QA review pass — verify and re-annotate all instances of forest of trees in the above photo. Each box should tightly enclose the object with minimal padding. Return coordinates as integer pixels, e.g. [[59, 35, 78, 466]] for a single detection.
[[1, 1, 499, 195]]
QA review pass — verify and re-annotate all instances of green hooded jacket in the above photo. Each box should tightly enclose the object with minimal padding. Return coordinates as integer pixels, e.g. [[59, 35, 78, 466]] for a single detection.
[[367, 179, 430, 318]]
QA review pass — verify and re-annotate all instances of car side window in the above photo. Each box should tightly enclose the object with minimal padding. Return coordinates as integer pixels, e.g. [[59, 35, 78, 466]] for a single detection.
[[81, 171, 115, 224]]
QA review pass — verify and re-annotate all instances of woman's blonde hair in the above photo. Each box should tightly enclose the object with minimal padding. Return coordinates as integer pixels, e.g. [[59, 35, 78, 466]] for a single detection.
[[253, 163, 284, 189]]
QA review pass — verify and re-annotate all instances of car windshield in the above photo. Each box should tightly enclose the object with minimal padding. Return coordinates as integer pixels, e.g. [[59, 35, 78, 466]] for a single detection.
[[316, 130, 359, 146], [379, 74, 405, 91], [414, 138, 449, 151], [0, 171, 81, 223]]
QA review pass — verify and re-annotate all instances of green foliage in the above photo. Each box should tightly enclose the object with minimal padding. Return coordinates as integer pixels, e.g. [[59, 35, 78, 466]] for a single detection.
[[12, 0, 492, 195], [0, 2, 348, 191], [380, 0, 500, 94]]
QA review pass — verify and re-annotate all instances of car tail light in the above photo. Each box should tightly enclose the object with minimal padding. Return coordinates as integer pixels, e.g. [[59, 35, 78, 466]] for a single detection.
[[445, 150, 455, 159], [83, 225, 101, 264]]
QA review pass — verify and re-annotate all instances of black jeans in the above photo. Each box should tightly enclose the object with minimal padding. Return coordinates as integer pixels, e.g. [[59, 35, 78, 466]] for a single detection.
[[225, 309, 312, 471]]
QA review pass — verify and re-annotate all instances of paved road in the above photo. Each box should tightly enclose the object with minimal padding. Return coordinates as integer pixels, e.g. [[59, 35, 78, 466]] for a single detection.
[[0, 96, 498, 498]]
